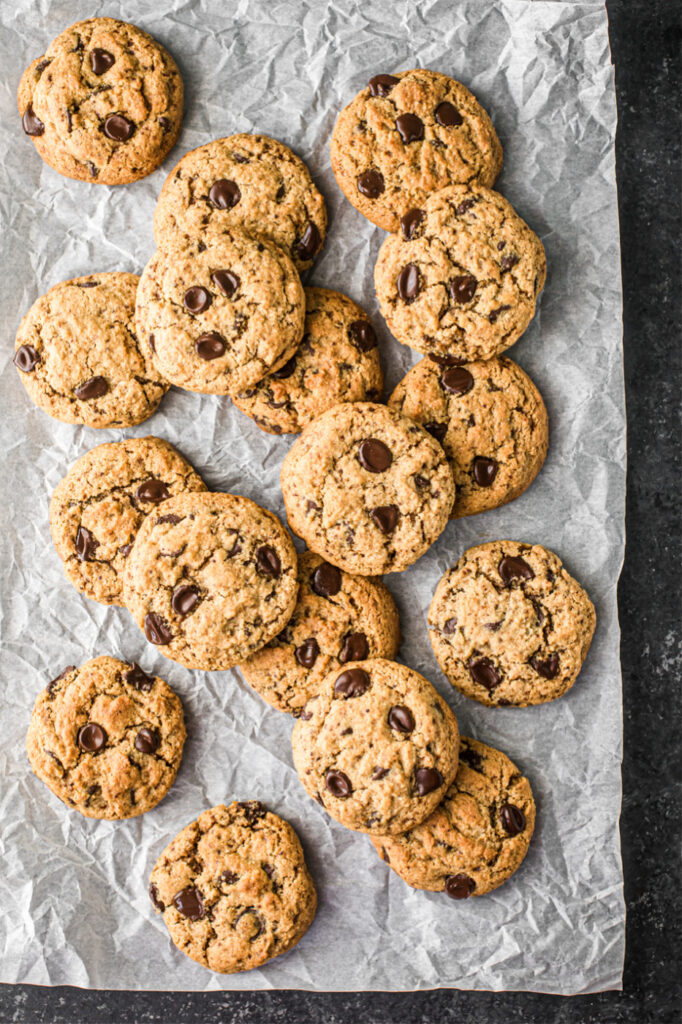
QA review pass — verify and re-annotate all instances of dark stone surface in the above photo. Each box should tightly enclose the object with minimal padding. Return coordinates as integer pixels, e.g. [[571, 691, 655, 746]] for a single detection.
[[2, 1, 680, 1021]]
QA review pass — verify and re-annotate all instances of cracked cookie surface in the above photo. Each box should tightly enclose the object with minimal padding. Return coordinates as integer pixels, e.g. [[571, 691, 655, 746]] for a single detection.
[[14, 272, 169, 428], [291, 658, 459, 835], [374, 184, 546, 361], [149, 801, 317, 974], [153, 134, 326, 272], [280, 402, 455, 576], [26, 656, 185, 819], [18, 17, 183, 185], [50, 437, 206, 607], [372, 736, 535, 898], [388, 356, 548, 518], [233, 287, 384, 435], [239, 551, 400, 716], [429, 541, 596, 707], [135, 232, 305, 396], [330, 69, 502, 232], [123, 491, 298, 671]]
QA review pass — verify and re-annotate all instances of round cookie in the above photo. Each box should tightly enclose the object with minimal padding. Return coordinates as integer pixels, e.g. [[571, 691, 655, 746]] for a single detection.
[[26, 656, 185, 819], [330, 68, 502, 232], [280, 402, 455, 576], [123, 491, 298, 671], [149, 801, 317, 974], [372, 736, 535, 898], [18, 18, 182, 185], [50, 437, 206, 607], [239, 551, 401, 716], [388, 356, 548, 518], [233, 287, 384, 435], [374, 184, 546, 362], [14, 272, 168, 429], [291, 658, 460, 835], [428, 541, 596, 707], [135, 232, 305, 396], [153, 134, 327, 272]]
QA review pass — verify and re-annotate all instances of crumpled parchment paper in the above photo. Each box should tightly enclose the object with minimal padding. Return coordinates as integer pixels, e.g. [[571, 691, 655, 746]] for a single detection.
[[0, 0, 625, 994]]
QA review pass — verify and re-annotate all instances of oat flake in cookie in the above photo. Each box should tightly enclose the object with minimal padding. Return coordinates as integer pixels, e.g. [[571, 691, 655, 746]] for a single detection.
[[374, 184, 546, 362], [280, 402, 455, 576], [429, 541, 596, 707], [149, 802, 317, 974], [291, 658, 459, 835], [372, 737, 535, 898], [17, 18, 183, 185], [50, 437, 206, 607], [14, 273, 169, 429], [123, 492, 298, 671], [26, 656, 185, 820]]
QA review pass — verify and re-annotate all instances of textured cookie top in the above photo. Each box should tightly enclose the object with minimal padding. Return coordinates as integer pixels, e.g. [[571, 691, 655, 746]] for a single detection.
[[50, 437, 206, 607], [233, 287, 384, 435], [388, 356, 548, 518], [429, 541, 596, 707], [239, 551, 401, 716], [123, 491, 299, 671], [291, 658, 460, 835], [372, 736, 535, 898], [18, 17, 183, 185], [14, 273, 169, 428], [280, 402, 455, 576], [330, 69, 502, 232], [149, 801, 317, 974], [26, 656, 185, 820], [374, 184, 546, 361], [153, 134, 327, 271], [135, 233, 305, 395]]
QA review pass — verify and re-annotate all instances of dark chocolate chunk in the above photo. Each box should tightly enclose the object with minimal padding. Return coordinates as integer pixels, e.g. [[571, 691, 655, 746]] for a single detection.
[[271, 355, 297, 379], [395, 112, 424, 143], [468, 657, 501, 690], [357, 170, 385, 198], [135, 727, 159, 754], [77, 723, 106, 752], [415, 766, 444, 795], [350, 320, 377, 352], [400, 208, 425, 240], [472, 456, 498, 487], [90, 49, 115, 75], [297, 222, 321, 260], [256, 545, 281, 578], [435, 101, 463, 127], [530, 653, 559, 679], [124, 663, 154, 692], [13, 345, 41, 372], [172, 886, 205, 920], [397, 263, 420, 302], [195, 332, 226, 360], [144, 612, 172, 645], [311, 562, 341, 597], [136, 479, 170, 504], [445, 873, 475, 899], [449, 275, 477, 304], [358, 438, 392, 473], [500, 803, 526, 835], [498, 555, 534, 585], [388, 705, 414, 733], [74, 376, 109, 400], [103, 114, 134, 141], [75, 526, 98, 561], [211, 269, 240, 297], [22, 105, 45, 136], [441, 366, 474, 395], [209, 179, 241, 208], [334, 668, 370, 699], [368, 74, 399, 97], [295, 638, 319, 668], [171, 585, 200, 617], [183, 286, 212, 314], [339, 632, 369, 663], [370, 504, 399, 534], [325, 769, 352, 797]]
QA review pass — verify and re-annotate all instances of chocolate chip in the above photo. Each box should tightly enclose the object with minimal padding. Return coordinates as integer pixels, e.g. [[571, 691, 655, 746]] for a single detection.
[[339, 633, 369, 663], [460, 745, 483, 770], [372, 766, 389, 780], [415, 767, 443, 796], [498, 555, 534, 585], [144, 613, 172, 645], [149, 883, 165, 912], [473, 456, 498, 487], [271, 355, 297, 379], [500, 803, 526, 835], [136, 479, 170, 504], [299, 709, 313, 721], [235, 908, 263, 939], [368, 74, 399, 96], [450, 275, 477, 304], [120, 545, 133, 558], [350, 320, 377, 352], [500, 254, 519, 272], [183, 286, 212, 314], [135, 727, 159, 754], [397, 263, 420, 302], [441, 366, 474, 395], [74, 376, 108, 400], [311, 562, 341, 597], [256, 545, 281, 578], [388, 705, 414, 733], [414, 474, 429, 490], [442, 617, 458, 633], [47, 666, 75, 695], [156, 514, 182, 526], [103, 114, 134, 141], [173, 887, 205, 920], [22, 105, 44, 136], [172, 585, 200, 617], [297, 222, 321, 260], [209, 179, 241, 208], [148, 333, 156, 353], [530, 653, 559, 679], [400, 208, 425, 240], [468, 657, 501, 690], [445, 874, 475, 899], [124, 663, 154, 691], [238, 800, 266, 823], [435, 101, 463, 127], [295, 638, 319, 668], [357, 170, 385, 198], [220, 871, 238, 885], [358, 438, 392, 473], [14, 345, 40, 372], [77, 723, 106, 752], [75, 526, 98, 561], [425, 421, 447, 443], [195, 332, 226, 360], [370, 504, 399, 534], [159, 116, 171, 131], [90, 48, 115, 74], [396, 113, 424, 143], [325, 769, 352, 797], [334, 668, 370, 698], [488, 305, 510, 324], [456, 199, 476, 215], [212, 269, 240, 297]]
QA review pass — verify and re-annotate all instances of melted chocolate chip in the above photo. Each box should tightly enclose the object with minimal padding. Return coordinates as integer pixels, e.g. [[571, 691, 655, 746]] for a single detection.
[[358, 438, 392, 473], [370, 504, 399, 534], [238, 800, 266, 823], [498, 555, 534, 585], [334, 668, 370, 698], [372, 766, 389, 780], [220, 871, 238, 885], [183, 286, 212, 314], [295, 638, 319, 668], [326, 769, 352, 798], [74, 376, 109, 400], [500, 803, 526, 835], [441, 366, 474, 395], [13, 345, 41, 372], [195, 332, 226, 360], [173, 886, 205, 920], [488, 305, 510, 324], [425, 421, 447, 443], [450, 275, 477, 304], [124, 663, 154, 691], [459, 745, 483, 770], [442, 617, 458, 633], [339, 633, 369, 663], [445, 873, 475, 899], [456, 199, 476, 215], [468, 657, 501, 690], [149, 883, 165, 912], [473, 456, 498, 487], [357, 170, 385, 198], [297, 222, 321, 260], [90, 48, 115, 75], [388, 705, 414, 733], [172, 585, 200, 617], [530, 652, 559, 679], [103, 114, 134, 141], [400, 208, 425, 240], [209, 179, 241, 208], [368, 74, 399, 96], [256, 545, 281, 578], [435, 101, 463, 127], [75, 526, 98, 561], [415, 766, 444, 796], [135, 727, 159, 754], [500, 254, 519, 272], [78, 723, 106, 752], [311, 562, 341, 597], [156, 514, 182, 526], [271, 355, 297, 379], [22, 105, 45, 136], [159, 116, 171, 132], [144, 613, 172, 646], [397, 263, 420, 302], [212, 269, 240, 297], [396, 112, 424, 143], [136, 479, 170, 504], [350, 320, 377, 352]]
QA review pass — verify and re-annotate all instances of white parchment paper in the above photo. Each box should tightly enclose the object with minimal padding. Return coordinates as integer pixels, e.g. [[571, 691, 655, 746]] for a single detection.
[[0, 0, 625, 994]]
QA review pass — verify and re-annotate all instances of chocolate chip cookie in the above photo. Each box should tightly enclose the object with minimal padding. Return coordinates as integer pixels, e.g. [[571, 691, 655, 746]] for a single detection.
[[291, 658, 459, 835], [153, 134, 326, 272], [330, 69, 502, 232], [239, 551, 401, 716], [372, 736, 535, 898], [26, 656, 185, 819], [135, 232, 305, 396], [233, 287, 384, 434], [388, 356, 548, 518], [149, 801, 317, 974], [50, 437, 206, 607], [18, 18, 183, 185], [14, 272, 169, 429], [123, 492, 298, 671], [374, 184, 546, 362], [280, 402, 455, 576], [429, 541, 596, 707]]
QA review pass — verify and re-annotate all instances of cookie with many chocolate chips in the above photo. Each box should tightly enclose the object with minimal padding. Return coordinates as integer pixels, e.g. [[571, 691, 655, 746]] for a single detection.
[[14, 273, 168, 428], [136, 232, 305, 396], [330, 69, 502, 232], [239, 551, 400, 715], [50, 437, 206, 607], [149, 802, 317, 974], [18, 18, 183, 185], [429, 541, 596, 706], [123, 492, 298, 671], [374, 184, 546, 362], [372, 736, 535, 898], [233, 287, 384, 434], [26, 656, 185, 819], [153, 134, 327, 272], [388, 356, 548, 518], [291, 658, 459, 835], [280, 402, 455, 576]]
